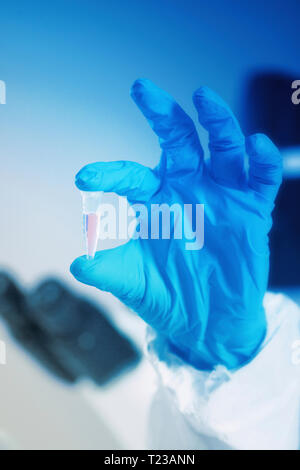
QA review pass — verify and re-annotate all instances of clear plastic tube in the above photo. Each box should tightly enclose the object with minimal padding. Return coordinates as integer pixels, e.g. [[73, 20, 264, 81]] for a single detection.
[[81, 191, 103, 259]]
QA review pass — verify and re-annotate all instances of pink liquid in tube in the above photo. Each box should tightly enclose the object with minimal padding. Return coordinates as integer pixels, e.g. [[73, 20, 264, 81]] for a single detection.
[[83, 212, 100, 259]]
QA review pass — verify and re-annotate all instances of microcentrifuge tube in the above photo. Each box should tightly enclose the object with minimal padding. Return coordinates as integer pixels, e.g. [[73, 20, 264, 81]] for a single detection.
[[81, 191, 103, 259]]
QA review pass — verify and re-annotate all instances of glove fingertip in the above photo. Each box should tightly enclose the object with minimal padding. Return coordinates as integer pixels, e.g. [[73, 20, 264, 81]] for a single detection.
[[75, 165, 99, 190], [130, 78, 153, 101], [70, 256, 95, 282], [193, 86, 226, 111], [192, 85, 213, 102], [246, 133, 283, 199], [70, 256, 84, 277], [246, 133, 282, 165]]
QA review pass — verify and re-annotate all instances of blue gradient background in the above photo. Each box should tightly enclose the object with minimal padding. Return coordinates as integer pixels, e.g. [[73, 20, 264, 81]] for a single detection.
[[0, 0, 299, 282], [0, 0, 299, 450]]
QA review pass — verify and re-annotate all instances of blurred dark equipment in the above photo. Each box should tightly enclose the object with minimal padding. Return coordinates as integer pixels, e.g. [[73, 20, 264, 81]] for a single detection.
[[242, 71, 300, 287], [0, 273, 75, 382], [269, 178, 300, 287], [243, 72, 300, 148], [0, 272, 139, 384]]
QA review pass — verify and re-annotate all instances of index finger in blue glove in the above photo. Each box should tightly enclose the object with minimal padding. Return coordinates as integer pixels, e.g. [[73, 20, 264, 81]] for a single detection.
[[76, 160, 161, 203], [246, 133, 282, 202], [193, 86, 245, 187], [131, 79, 203, 175]]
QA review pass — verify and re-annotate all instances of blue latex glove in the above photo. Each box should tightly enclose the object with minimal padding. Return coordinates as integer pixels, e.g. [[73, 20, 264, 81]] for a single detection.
[[70, 79, 282, 370]]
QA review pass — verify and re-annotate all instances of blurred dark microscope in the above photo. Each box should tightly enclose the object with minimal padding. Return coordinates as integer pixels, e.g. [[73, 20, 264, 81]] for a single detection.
[[0, 272, 139, 385]]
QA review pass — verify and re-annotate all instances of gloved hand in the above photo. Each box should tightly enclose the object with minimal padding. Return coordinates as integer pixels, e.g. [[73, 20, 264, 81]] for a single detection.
[[70, 79, 282, 370]]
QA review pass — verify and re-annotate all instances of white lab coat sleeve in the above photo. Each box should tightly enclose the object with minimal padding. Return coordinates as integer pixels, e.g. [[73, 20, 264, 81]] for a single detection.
[[146, 292, 300, 450]]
